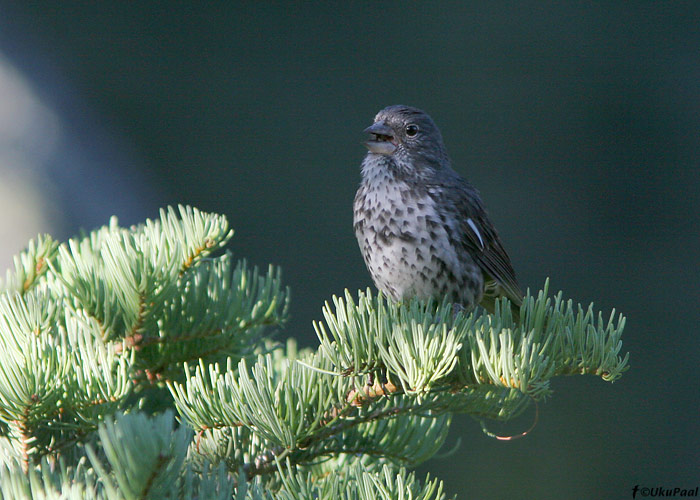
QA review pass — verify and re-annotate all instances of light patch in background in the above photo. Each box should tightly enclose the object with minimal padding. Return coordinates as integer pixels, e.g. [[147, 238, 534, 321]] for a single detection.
[[0, 51, 64, 272]]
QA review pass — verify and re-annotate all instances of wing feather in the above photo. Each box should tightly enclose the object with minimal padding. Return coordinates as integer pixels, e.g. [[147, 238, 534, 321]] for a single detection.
[[431, 173, 522, 307]]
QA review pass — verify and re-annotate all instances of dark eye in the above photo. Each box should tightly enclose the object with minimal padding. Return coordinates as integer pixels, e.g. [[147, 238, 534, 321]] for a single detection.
[[405, 124, 419, 137]]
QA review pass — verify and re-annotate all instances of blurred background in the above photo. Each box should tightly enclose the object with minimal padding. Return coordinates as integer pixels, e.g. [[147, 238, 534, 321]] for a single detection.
[[0, 2, 698, 498]]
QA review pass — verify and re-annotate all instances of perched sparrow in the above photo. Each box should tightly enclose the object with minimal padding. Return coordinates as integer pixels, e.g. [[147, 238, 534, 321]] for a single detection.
[[353, 105, 522, 316]]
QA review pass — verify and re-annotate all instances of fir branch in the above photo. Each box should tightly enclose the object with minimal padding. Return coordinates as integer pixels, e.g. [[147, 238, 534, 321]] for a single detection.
[[85, 411, 193, 498], [0, 206, 628, 499], [170, 281, 627, 484], [0, 235, 59, 296], [275, 461, 450, 500]]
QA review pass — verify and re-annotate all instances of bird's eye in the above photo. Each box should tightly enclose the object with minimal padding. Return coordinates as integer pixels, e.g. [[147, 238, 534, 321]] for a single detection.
[[405, 124, 419, 137]]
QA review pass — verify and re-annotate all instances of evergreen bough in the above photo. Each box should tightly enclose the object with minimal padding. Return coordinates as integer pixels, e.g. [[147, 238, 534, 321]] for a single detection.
[[0, 206, 628, 499]]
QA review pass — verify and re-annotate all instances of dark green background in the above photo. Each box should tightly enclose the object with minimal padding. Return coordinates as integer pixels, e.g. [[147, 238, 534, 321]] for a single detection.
[[2, 3, 698, 498]]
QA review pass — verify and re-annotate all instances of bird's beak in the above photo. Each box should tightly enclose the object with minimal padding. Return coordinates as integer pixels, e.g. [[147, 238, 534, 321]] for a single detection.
[[364, 121, 397, 155]]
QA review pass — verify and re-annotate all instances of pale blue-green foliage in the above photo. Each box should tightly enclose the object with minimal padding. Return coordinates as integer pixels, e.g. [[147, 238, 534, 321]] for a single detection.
[[275, 461, 450, 500], [0, 205, 288, 468], [86, 411, 191, 498], [171, 341, 453, 474], [186, 425, 273, 478], [170, 353, 342, 448], [0, 206, 628, 499], [325, 407, 452, 466], [0, 413, 239, 500], [149, 255, 285, 378], [462, 283, 628, 399], [314, 292, 467, 396], [0, 292, 131, 465], [0, 411, 448, 500], [0, 458, 103, 500], [85, 411, 237, 500], [0, 235, 59, 296], [169, 281, 627, 484], [315, 284, 626, 402]]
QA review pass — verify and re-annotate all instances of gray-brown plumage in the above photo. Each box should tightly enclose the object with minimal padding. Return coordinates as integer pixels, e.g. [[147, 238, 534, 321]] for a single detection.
[[353, 105, 522, 316]]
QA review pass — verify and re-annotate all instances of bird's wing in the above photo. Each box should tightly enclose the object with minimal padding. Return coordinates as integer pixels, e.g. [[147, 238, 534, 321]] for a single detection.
[[435, 176, 523, 307], [464, 210, 523, 307]]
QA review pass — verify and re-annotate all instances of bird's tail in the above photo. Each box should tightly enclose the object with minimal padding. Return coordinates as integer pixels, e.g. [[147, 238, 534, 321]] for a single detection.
[[480, 283, 522, 323]]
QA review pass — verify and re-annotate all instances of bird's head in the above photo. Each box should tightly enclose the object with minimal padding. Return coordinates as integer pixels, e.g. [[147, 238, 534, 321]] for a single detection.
[[363, 105, 449, 169]]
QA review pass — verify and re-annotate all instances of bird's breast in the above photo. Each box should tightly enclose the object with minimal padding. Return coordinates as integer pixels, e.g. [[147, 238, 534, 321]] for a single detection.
[[353, 173, 474, 302]]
